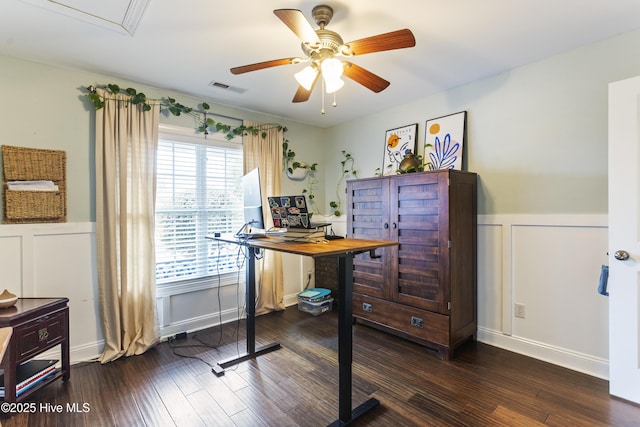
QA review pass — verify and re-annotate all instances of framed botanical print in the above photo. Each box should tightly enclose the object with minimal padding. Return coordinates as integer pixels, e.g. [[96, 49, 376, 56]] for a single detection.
[[382, 123, 418, 175], [424, 111, 466, 170]]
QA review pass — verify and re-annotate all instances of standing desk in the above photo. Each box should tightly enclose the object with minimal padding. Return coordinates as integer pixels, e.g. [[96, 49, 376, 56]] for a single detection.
[[207, 235, 397, 426]]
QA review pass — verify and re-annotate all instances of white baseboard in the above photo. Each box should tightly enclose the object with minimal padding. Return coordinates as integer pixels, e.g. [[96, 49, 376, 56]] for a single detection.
[[60, 308, 611, 381], [36, 341, 103, 365], [284, 292, 299, 308], [56, 307, 248, 364], [69, 341, 104, 363], [159, 307, 244, 340], [477, 327, 609, 380]]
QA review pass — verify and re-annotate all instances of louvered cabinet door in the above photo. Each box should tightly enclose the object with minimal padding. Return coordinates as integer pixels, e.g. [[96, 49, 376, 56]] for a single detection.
[[346, 177, 392, 299], [348, 170, 477, 359], [390, 172, 450, 314]]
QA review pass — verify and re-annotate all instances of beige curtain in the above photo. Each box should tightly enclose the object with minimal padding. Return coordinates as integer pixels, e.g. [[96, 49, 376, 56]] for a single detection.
[[243, 121, 285, 314], [95, 89, 160, 363]]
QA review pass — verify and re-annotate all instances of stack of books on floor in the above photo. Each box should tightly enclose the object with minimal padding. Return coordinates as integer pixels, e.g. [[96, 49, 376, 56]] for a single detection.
[[298, 288, 332, 302], [0, 359, 58, 397], [297, 288, 334, 316]]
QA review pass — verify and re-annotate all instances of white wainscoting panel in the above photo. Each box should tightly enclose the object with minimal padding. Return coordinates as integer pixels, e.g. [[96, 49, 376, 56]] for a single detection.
[[477, 214, 609, 379], [477, 224, 504, 333], [0, 216, 611, 379], [0, 223, 102, 363], [0, 235, 22, 292]]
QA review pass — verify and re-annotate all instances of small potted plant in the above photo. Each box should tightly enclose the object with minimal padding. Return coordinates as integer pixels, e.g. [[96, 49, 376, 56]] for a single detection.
[[283, 141, 316, 181]]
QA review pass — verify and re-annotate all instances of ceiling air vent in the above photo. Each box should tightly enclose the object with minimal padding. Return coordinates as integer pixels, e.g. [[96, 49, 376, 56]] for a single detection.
[[209, 81, 246, 94]]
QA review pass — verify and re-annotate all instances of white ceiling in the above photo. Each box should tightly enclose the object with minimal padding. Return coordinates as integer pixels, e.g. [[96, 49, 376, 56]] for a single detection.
[[2, 0, 640, 127]]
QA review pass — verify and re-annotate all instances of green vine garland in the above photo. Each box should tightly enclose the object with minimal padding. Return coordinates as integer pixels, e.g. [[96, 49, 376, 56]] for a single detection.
[[85, 83, 286, 140], [85, 83, 356, 218], [330, 151, 358, 217]]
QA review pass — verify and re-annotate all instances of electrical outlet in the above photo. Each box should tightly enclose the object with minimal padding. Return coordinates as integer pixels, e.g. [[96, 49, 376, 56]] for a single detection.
[[514, 303, 526, 319], [307, 271, 313, 280]]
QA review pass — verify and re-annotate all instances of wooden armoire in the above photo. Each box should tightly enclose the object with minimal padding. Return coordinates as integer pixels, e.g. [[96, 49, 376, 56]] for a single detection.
[[347, 169, 477, 359]]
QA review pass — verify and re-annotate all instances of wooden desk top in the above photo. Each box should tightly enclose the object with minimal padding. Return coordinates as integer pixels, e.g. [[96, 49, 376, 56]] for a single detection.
[[208, 236, 397, 258]]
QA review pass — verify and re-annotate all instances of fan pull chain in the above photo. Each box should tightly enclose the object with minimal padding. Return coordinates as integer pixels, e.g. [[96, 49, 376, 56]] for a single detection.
[[319, 79, 339, 114], [203, 111, 208, 138], [321, 79, 326, 114]]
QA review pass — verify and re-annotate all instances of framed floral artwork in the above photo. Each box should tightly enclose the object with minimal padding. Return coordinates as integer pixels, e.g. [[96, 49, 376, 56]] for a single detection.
[[424, 111, 466, 170], [382, 123, 418, 175]]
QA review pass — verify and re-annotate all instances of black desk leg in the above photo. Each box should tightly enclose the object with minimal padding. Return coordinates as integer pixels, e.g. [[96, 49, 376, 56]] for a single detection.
[[328, 253, 379, 426], [213, 246, 281, 376]]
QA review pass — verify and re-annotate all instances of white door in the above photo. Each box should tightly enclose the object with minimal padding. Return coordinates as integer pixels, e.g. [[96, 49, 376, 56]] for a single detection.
[[608, 75, 640, 404]]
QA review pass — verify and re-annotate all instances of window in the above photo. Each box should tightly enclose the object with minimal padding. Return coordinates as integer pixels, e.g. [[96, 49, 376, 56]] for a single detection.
[[155, 126, 244, 286]]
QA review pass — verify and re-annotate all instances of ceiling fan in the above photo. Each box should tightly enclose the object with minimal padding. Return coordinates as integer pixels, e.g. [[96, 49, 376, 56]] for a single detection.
[[230, 5, 416, 104]]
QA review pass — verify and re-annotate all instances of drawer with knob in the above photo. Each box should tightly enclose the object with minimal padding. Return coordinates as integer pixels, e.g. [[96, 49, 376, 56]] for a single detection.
[[14, 310, 66, 362], [353, 293, 449, 346]]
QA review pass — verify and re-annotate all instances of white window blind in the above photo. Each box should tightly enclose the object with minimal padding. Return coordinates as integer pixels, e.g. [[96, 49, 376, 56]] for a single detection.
[[155, 130, 244, 285]]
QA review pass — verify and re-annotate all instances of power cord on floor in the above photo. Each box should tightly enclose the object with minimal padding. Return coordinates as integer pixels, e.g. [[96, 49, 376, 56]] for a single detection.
[[166, 239, 242, 371], [167, 336, 217, 369], [167, 238, 267, 374]]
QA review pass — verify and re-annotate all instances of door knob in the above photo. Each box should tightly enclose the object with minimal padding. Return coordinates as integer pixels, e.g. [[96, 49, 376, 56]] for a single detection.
[[614, 250, 630, 261]]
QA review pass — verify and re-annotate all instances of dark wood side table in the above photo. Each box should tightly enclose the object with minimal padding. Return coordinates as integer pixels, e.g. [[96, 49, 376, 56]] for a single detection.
[[0, 298, 70, 402]]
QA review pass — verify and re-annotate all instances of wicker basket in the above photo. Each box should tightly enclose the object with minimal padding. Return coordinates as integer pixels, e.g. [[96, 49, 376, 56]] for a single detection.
[[2, 145, 67, 223]]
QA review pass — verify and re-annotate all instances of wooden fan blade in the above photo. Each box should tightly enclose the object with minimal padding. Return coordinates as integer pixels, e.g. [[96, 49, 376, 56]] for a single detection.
[[274, 9, 320, 44], [345, 29, 416, 56], [292, 74, 319, 103], [230, 58, 298, 75], [343, 62, 390, 93]]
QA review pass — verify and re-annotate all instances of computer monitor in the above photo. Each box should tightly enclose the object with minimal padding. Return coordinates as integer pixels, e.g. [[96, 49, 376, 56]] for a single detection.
[[241, 167, 265, 233]]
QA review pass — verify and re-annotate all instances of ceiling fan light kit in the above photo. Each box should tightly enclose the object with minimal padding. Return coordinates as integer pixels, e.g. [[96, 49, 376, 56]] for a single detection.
[[230, 5, 416, 113], [324, 76, 344, 94], [294, 65, 317, 90], [321, 57, 344, 94]]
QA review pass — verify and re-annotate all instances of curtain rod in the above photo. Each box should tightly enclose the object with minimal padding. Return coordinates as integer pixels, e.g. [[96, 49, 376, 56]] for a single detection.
[[196, 110, 283, 127], [198, 110, 242, 123], [198, 110, 284, 128], [88, 85, 244, 124]]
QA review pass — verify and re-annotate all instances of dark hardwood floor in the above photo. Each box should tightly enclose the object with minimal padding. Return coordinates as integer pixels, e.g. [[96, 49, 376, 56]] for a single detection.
[[2, 307, 639, 426]]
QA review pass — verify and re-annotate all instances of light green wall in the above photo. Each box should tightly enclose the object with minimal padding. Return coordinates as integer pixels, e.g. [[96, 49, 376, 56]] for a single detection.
[[0, 55, 324, 222], [5, 26, 640, 220], [0, 56, 95, 222], [322, 28, 640, 215]]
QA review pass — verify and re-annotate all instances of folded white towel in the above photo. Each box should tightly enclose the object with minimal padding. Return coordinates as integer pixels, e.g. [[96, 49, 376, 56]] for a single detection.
[[7, 180, 59, 191]]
